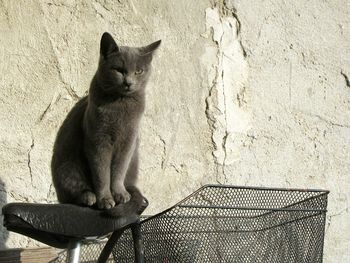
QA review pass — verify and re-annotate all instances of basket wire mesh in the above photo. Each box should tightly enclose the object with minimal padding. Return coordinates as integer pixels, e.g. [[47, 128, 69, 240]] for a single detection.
[[113, 185, 328, 263], [51, 185, 329, 263]]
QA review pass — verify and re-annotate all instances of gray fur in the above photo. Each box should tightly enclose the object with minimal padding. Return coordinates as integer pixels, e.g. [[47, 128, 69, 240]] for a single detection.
[[51, 32, 160, 216]]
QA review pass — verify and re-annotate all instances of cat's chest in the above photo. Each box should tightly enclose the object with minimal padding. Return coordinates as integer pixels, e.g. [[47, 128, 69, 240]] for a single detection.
[[93, 105, 140, 138], [85, 97, 144, 142], [97, 108, 135, 128]]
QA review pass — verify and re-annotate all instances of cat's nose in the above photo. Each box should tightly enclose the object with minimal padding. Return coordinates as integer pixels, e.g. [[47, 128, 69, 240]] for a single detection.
[[124, 80, 132, 90]]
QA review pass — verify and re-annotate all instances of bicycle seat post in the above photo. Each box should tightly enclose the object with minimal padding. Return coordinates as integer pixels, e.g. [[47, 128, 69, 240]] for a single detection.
[[67, 240, 81, 263]]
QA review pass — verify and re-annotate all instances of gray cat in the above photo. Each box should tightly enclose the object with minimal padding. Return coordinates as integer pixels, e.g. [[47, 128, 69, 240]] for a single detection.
[[51, 32, 160, 217]]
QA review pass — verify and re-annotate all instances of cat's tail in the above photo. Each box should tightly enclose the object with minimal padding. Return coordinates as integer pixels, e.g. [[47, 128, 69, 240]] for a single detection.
[[103, 186, 148, 218]]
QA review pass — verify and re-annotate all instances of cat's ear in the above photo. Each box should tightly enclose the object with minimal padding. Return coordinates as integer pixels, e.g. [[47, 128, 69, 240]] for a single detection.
[[139, 40, 161, 56], [100, 32, 119, 58]]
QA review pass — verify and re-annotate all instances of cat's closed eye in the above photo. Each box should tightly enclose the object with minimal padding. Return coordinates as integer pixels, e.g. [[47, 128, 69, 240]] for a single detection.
[[135, 69, 143, 75], [112, 67, 125, 74]]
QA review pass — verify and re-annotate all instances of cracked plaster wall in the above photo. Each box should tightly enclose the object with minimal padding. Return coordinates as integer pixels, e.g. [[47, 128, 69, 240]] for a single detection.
[[0, 0, 349, 261]]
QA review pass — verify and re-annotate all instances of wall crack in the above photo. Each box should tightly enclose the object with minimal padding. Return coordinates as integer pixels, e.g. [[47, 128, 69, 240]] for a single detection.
[[27, 137, 35, 185], [157, 135, 167, 170], [341, 70, 350, 88], [298, 110, 350, 129], [39, 2, 80, 100]]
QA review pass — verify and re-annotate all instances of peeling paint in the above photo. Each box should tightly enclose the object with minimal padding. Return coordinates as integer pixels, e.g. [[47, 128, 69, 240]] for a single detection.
[[202, 6, 249, 182]]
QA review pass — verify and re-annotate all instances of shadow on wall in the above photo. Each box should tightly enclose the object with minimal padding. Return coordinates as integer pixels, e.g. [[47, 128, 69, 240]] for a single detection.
[[0, 178, 8, 249]]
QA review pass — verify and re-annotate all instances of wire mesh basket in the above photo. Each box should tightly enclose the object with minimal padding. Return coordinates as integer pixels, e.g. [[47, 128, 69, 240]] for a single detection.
[[112, 184, 329, 263], [49, 184, 329, 262]]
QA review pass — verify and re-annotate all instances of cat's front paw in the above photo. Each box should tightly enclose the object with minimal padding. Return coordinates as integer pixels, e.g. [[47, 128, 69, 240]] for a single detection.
[[112, 189, 131, 204], [97, 196, 115, 210], [78, 191, 97, 206]]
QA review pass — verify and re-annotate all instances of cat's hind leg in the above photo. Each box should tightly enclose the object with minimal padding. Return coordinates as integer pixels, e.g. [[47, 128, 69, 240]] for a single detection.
[[53, 162, 96, 207]]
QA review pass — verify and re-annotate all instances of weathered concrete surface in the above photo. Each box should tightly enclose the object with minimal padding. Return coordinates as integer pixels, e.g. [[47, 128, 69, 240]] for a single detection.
[[229, 1, 350, 262], [0, 0, 215, 249], [0, 0, 349, 261]]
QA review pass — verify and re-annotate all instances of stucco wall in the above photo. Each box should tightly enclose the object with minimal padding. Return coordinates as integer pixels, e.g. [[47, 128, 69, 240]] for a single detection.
[[0, 0, 349, 262]]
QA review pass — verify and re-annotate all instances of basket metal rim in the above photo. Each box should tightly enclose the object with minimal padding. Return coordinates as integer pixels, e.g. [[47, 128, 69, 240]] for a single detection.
[[201, 184, 330, 193], [177, 204, 328, 213], [141, 184, 329, 224]]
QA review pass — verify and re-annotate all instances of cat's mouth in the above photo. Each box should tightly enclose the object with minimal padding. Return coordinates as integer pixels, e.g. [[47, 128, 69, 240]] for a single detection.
[[103, 85, 135, 95], [121, 85, 136, 95], [123, 85, 132, 92]]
